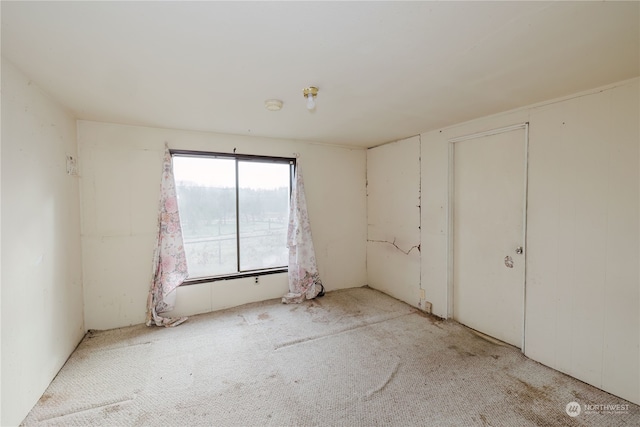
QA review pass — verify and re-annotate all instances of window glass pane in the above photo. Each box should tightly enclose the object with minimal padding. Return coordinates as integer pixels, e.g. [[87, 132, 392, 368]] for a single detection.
[[238, 161, 290, 271], [173, 156, 237, 278]]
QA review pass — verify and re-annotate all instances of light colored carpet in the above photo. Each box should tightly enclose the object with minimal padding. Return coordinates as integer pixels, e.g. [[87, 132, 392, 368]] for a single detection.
[[22, 287, 638, 426]]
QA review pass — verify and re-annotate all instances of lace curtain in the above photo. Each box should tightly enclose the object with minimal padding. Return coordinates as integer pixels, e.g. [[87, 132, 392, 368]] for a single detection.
[[282, 163, 324, 303], [146, 144, 189, 327]]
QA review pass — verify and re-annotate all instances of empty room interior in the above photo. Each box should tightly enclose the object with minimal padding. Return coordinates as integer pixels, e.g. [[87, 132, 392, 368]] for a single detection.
[[1, 1, 639, 426]]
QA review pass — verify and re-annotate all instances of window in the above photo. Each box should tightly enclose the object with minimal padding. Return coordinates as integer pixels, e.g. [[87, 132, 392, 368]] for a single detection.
[[171, 151, 294, 282]]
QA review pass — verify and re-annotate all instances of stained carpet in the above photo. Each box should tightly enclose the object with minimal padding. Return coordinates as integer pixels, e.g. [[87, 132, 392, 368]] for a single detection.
[[21, 287, 639, 426]]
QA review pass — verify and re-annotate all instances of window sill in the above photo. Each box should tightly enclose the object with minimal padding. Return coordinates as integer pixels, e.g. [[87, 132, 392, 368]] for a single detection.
[[180, 267, 288, 286]]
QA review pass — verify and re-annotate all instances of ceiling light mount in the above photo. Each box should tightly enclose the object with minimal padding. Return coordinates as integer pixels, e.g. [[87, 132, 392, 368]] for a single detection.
[[303, 86, 319, 110], [264, 99, 283, 111]]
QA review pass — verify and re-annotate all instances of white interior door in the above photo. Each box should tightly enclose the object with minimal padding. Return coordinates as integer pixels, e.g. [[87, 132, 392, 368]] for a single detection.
[[451, 125, 527, 348]]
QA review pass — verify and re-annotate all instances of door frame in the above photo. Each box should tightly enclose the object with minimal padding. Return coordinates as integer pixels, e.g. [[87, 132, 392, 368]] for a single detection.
[[446, 122, 529, 351]]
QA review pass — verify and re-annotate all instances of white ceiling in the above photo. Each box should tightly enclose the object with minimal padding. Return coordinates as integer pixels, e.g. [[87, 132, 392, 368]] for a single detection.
[[2, 1, 638, 148]]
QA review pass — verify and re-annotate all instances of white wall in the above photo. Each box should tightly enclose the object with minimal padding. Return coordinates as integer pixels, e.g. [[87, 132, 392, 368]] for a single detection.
[[419, 78, 639, 404], [366, 136, 422, 307], [525, 81, 639, 405], [1, 60, 85, 426], [78, 121, 367, 330]]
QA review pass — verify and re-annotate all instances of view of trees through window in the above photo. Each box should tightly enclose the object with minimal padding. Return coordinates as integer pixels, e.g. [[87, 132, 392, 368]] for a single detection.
[[172, 154, 291, 279]]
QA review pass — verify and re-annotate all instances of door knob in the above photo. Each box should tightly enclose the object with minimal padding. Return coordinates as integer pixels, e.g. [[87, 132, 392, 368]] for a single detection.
[[515, 246, 523, 254]]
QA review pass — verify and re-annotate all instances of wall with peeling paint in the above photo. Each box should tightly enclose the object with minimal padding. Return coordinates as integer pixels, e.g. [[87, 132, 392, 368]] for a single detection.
[[1, 60, 85, 427], [420, 78, 639, 405], [78, 121, 367, 331], [367, 136, 422, 307]]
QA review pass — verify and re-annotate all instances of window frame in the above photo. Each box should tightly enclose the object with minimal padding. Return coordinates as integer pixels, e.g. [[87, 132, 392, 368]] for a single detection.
[[170, 149, 296, 285]]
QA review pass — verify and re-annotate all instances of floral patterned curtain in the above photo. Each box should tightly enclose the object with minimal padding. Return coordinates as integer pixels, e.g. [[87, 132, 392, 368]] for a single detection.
[[282, 163, 324, 304], [146, 144, 189, 327]]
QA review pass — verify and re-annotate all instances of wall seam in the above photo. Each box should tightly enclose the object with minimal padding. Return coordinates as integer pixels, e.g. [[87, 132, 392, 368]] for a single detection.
[[418, 134, 423, 301]]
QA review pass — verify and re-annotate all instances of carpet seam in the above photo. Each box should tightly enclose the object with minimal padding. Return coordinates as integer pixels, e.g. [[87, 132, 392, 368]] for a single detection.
[[273, 312, 415, 350]]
